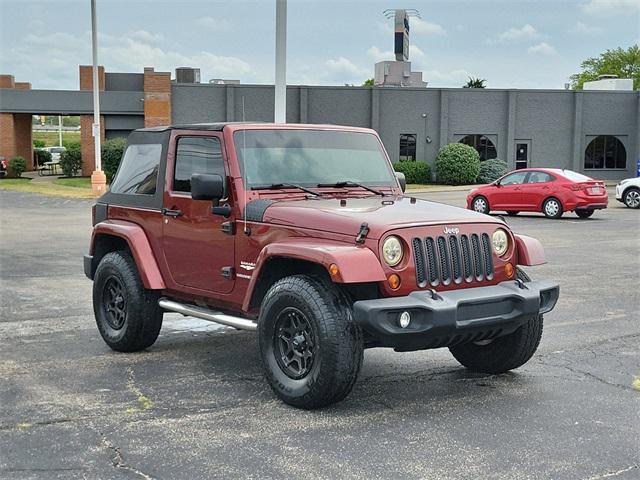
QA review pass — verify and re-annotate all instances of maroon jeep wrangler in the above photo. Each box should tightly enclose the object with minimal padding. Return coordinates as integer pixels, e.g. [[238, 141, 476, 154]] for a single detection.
[[85, 123, 559, 409]]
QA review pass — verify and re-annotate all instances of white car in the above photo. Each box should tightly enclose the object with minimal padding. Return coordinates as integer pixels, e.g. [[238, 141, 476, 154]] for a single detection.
[[44, 146, 66, 161], [615, 177, 640, 209]]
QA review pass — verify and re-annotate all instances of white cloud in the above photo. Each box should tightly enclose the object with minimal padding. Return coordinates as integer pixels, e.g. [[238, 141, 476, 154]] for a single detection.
[[196, 16, 231, 31], [128, 30, 164, 45], [410, 18, 446, 35], [367, 46, 394, 63], [581, 0, 640, 15], [1, 30, 252, 89], [423, 69, 475, 87], [489, 24, 541, 44], [570, 21, 604, 35], [410, 45, 426, 59], [528, 42, 557, 55], [324, 57, 369, 78]]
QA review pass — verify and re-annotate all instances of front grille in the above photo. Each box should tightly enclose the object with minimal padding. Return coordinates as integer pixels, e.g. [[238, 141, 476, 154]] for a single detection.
[[413, 233, 494, 287]]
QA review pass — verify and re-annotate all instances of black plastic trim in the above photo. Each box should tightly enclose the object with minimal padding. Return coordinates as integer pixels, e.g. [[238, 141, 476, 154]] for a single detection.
[[244, 199, 276, 222]]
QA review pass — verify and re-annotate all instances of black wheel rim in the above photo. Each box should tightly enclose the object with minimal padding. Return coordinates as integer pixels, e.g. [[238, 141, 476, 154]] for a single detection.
[[273, 307, 316, 379], [103, 276, 127, 330]]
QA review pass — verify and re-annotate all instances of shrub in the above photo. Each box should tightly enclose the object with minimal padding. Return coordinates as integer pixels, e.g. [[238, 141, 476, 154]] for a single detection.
[[59, 147, 82, 177], [62, 139, 81, 150], [102, 138, 127, 182], [34, 149, 52, 167], [8, 156, 27, 177], [393, 160, 431, 184], [476, 158, 508, 184], [33, 139, 46, 148], [434, 143, 480, 185]]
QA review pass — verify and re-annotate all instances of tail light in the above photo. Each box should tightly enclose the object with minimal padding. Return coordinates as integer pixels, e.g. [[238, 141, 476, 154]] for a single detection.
[[0, 160, 6, 169]]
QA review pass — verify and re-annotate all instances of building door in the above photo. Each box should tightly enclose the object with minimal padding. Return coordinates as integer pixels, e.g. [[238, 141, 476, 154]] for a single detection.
[[515, 140, 531, 170]]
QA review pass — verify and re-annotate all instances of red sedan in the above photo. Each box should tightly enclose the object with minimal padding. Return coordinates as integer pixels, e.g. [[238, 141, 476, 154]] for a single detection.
[[467, 168, 608, 219]]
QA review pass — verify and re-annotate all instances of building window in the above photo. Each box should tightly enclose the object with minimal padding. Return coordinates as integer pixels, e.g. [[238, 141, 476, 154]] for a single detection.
[[584, 135, 626, 169], [399, 134, 417, 161], [459, 135, 497, 161]]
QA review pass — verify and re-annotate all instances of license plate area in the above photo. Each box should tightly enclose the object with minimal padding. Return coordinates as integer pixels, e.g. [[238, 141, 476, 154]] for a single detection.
[[589, 187, 601, 195]]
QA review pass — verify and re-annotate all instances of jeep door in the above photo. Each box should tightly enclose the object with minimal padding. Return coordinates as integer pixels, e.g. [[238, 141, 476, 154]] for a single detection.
[[161, 132, 235, 294], [491, 171, 529, 210]]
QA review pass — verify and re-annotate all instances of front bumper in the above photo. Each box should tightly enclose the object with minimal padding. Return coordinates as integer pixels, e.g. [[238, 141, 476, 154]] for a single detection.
[[353, 280, 559, 352]]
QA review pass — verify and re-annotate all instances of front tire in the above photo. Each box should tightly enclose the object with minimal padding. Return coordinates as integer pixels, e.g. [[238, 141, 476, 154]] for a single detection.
[[258, 275, 363, 409], [575, 209, 594, 219], [472, 196, 490, 214], [93, 251, 163, 352], [543, 197, 563, 219], [623, 188, 640, 209], [448, 268, 543, 374]]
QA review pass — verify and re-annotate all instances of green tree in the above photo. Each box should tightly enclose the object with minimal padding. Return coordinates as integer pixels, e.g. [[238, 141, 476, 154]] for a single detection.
[[463, 77, 486, 88], [570, 45, 639, 90], [362, 78, 375, 87]]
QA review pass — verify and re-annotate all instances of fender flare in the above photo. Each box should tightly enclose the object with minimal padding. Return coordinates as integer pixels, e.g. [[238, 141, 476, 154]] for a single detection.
[[90, 220, 165, 289], [514, 234, 546, 266], [242, 238, 386, 311]]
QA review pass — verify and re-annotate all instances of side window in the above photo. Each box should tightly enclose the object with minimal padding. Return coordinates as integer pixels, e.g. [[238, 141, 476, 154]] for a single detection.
[[399, 134, 417, 161], [527, 172, 554, 184], [110, 144, 162, 195], [174, 136, 224, 193], [500, 171, 528, 185]]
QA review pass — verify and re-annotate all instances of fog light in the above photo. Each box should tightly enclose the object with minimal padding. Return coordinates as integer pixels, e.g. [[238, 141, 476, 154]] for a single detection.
[[399, 311, 411, 328]]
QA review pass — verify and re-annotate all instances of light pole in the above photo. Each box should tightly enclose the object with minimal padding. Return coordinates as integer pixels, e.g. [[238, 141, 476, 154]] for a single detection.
[[274, 0, 287, 123], [90, 0, 106, 195]]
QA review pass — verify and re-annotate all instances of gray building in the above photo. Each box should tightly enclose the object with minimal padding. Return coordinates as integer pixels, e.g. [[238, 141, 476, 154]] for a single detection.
[[1, 67, 638, 180]]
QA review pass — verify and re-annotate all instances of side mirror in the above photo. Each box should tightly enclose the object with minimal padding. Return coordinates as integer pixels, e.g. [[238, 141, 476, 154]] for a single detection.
[[395, 172, 406, 193], [191, 173, 225, 202], [494, 180, 501, 187]]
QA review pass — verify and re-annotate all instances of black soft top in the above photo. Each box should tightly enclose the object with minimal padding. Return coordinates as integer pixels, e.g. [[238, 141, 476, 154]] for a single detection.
[[136, 122, 262, 132]]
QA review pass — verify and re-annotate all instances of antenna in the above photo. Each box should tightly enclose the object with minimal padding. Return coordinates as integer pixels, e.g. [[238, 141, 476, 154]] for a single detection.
[[242, 96, 249, 235]]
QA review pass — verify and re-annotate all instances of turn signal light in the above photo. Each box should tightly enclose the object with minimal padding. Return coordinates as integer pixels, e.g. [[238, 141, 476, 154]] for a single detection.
[[388, 274, 401, 290], [505, 262, 514, 279], [329, 263, 340, 277]]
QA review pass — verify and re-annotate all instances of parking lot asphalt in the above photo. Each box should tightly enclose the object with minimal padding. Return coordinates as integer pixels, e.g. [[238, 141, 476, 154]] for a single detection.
[[1, 188, 638, 480]]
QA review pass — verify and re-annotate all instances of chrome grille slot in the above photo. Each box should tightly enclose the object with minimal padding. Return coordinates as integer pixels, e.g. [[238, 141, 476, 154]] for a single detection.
[[460, 235, 473, 281], [449, 235, 462, 283], [413, 238, 427, 287], [481, 233, 494, 280], [425, 237, 439, 285], [412, 232, 493, 287], [437, 236, 451, 285], [471, 234, 483, 280]]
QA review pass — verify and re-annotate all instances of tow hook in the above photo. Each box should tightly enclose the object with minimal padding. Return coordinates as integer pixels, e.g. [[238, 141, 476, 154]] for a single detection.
[[355, 222, 369, 244], [515, 278, 529, 290], [427, 289, 442, 301]]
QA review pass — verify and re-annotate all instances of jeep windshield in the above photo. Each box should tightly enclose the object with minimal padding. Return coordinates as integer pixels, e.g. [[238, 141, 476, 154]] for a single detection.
[[234, 129, 397, 191]]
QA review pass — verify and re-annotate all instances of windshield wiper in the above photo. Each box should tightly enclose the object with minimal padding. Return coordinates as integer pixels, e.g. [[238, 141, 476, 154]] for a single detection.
[[251, 183, 321, 196], [316, 181, 385, 196]]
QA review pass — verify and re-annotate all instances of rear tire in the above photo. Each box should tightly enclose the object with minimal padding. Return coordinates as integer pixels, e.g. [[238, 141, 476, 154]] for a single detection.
[[448, 268, 543, 374], [258, 275, 363, 409], [472, 196, 490, 214], [93, 251, 163, 352], [575, 209, 594, 219], [542, 197, 563, 219], [623, 188, 640, 209]]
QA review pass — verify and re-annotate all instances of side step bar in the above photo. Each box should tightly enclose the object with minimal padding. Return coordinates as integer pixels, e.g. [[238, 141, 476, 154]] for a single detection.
[[158, 298, 257, 331]]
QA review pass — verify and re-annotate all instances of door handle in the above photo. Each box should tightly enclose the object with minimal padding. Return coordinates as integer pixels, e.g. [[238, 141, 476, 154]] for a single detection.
[[162, 207, 183, 217]]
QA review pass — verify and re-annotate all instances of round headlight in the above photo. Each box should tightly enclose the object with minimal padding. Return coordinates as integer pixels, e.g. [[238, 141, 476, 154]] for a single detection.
[[492, 229, 509, 256], [382, 236, 403, 267]]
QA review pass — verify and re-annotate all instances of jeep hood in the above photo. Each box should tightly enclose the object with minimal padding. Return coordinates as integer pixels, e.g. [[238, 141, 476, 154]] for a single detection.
[[260, 195, 504, 239]]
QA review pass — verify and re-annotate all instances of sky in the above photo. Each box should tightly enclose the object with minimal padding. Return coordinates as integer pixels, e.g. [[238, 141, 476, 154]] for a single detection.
[[1, 0, 638, 90]]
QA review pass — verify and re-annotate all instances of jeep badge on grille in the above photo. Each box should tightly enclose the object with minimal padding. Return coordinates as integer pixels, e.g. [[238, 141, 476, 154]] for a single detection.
[[444, 226, 460, 235]]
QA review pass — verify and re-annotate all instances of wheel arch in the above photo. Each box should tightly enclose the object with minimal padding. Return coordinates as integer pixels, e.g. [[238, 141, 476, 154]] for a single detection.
[[242, 239, 386, 312], [89, 221, 165, 290]]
